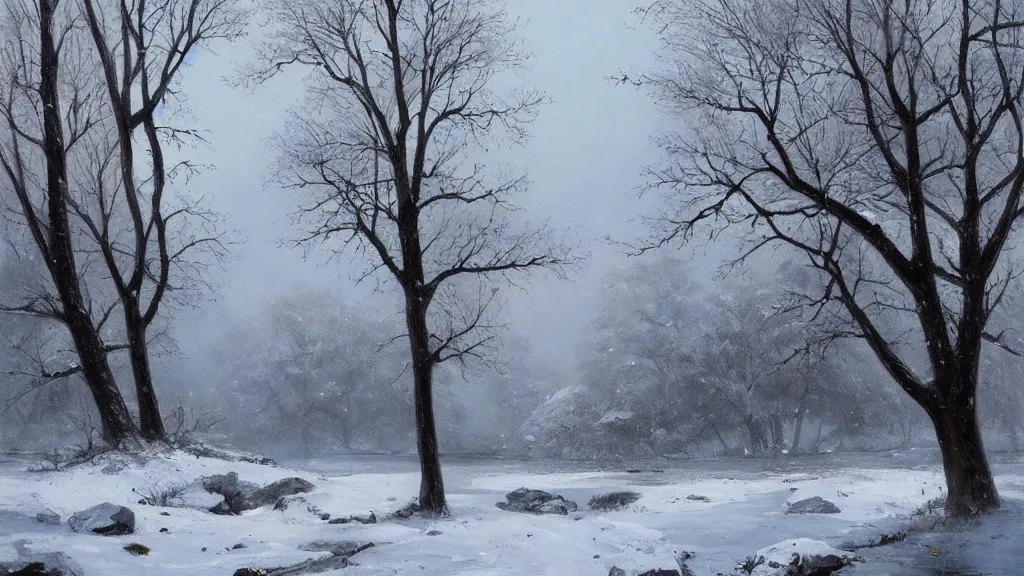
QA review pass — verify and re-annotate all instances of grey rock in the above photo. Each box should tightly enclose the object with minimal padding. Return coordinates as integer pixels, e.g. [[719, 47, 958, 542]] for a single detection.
[[391, 501, 420, 519], [35, 510, 60, 526], [801, 554, 848, 575], [787, 497, 841, 515], [496, 487, 579, 515], [608, 568, 627, 576], [326, 511, 376, 525], [254, 478, 314, 507], [638, 570, 681, 576], [68, 503, 134, 535], [196, 473, 314, 515], [588, 491, 642, 511], [685, 494, 710, 502]]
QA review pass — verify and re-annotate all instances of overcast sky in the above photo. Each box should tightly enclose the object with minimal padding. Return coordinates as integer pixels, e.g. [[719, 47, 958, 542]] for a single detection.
[[166, 0, 718, 379]]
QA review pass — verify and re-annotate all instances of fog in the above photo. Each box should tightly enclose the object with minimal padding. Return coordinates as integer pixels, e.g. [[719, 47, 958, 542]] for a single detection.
[[167, 0, 670, 383], [2, 0, 1023, 476]]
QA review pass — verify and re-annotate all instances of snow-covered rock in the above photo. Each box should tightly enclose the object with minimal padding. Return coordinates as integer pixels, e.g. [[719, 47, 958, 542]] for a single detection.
[[172, 483, 225, 511], [748, 538, 858, 576], [35, 509, 60, 525], [786, 496, 841, 514], [496, 487, 579, 515], [195, 472, 314, 514], [67, 503, 134, 535]]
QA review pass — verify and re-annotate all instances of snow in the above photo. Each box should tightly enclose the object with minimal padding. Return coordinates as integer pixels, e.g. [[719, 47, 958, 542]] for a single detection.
[[0, 451, 1021, 575], [750, 538, 856, 575]]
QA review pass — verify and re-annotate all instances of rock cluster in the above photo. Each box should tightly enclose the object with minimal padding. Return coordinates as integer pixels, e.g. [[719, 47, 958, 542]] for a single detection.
[[495, 488, 578, 515]]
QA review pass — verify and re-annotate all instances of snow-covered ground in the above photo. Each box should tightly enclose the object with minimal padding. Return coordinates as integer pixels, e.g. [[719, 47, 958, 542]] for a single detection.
[[0, 449, 1021, 575]]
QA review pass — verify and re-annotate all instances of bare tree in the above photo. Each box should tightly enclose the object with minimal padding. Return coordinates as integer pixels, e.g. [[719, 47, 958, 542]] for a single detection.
[[640, 0, 1024, 516], [0, 0, 139, 444], [252, 0, 573, 515], [70, 0, 243, 440]]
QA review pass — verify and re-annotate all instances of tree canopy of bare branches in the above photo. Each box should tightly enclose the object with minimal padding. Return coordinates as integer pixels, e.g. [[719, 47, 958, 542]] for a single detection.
[[252, 0, 575, 516], [0, 0, 139, 444], [73, 0, 244, 440], [641, 0, 1024, 517], [0, 0, 242, 444]]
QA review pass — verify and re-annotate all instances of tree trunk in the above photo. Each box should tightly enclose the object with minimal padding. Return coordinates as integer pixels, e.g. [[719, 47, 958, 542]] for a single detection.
[[771, 416, 784, 452], [812, 421, 823, 453], [791, 383, 810, 454], [404, 289, 447, 517], [37, 0, 138, 446], [744, 418, 769, 454], [929, 399, 999, 517], [71, 313, 138, 445], [712, 424, 729, 454], [124, 302, 165, 441]]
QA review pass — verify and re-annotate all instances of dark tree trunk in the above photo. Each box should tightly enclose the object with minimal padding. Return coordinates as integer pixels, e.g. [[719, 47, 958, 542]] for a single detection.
[[405, 290, 447, 517], [37, 0, 138, 446], [791, 383, 810, 454], [712, 424, 729, 454], [771, 416, 784, 451], [812, 421, 823, 453], [124, 301, 165, 440], [744, 418, 769, 454], [928, 398, 999, 517]]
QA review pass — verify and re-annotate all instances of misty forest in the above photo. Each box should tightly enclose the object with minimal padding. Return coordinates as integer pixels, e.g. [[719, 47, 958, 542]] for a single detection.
[[0, 0, 1023, 574]]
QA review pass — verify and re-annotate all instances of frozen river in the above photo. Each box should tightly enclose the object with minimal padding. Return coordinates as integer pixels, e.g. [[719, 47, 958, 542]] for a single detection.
[[0, 448, 1020, 575]]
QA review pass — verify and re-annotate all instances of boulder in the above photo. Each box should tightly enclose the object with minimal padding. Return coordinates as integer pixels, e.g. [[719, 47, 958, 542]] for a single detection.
[[496, 488, 579, 515], [35, 510, 60, 526], [638, 571, 681, 576], [196, 473, 315, 515], [68, 503, 134, 535], [685, 494, 710, 502], [588, 491, 642, 511], [747, 538, 859, 576], [608, 568, 627, 576], [786, 497, 841, 515], [252, 477, 315, 507]]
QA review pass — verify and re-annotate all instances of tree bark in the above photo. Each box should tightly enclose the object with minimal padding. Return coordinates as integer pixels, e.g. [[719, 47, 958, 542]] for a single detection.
[[790, 383, 810, 454], [124, 301, 165, 440], [405, 289, 447, 517], [929, 398, 999, 517], [37, 0, 138, 446]]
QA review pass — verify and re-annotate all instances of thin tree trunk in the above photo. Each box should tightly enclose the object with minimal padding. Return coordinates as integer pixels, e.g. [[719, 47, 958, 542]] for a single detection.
[[125, 304, 164, 440], [772, 416, 784, 452], [929, 398, 999, 517], [405, 290, 447, 517], [712, 424, 729, 454], [38, 0, 138, 446], [791, 383, 810, 454], [812, 421, 823, 453]]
